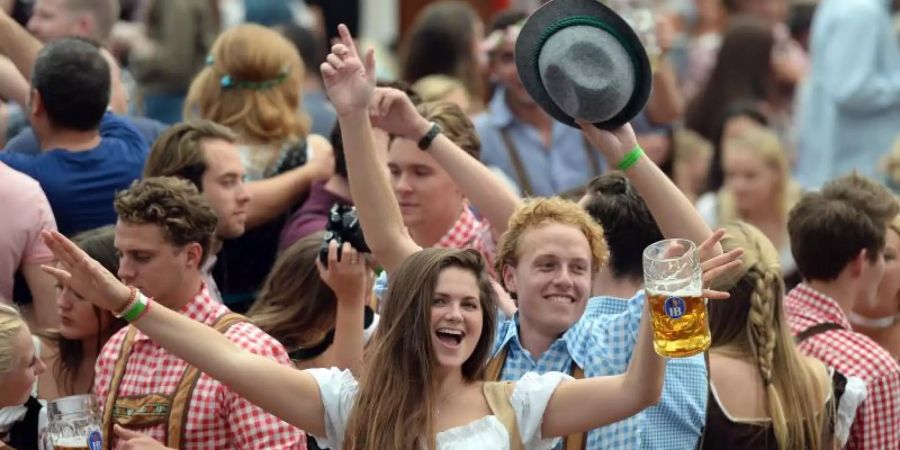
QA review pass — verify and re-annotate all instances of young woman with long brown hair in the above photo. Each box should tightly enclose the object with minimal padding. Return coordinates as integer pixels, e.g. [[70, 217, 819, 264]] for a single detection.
[[248, 234, 376, 370], [37, 226, 126, 401], [704, 222, 865, 449]]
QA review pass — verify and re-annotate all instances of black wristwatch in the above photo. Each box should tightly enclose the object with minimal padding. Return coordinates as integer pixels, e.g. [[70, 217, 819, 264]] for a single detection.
[[417, 122, 442, 151]]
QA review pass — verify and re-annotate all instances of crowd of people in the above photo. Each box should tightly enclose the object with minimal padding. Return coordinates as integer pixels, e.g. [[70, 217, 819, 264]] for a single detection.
[[0, 0, 899, 449]]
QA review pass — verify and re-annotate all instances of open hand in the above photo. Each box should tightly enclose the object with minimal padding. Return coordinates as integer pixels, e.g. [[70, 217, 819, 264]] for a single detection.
[[115, 425, 174, 450], [577, 121, 639, 166], [40, 230, 131, 312], [320, 24, 376, 118], [316, 241, 373, 305], [698, 229, 743, 300]]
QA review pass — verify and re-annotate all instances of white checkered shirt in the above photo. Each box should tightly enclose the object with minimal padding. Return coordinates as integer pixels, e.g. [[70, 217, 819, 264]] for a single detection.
[[94, 285, 307, 449]]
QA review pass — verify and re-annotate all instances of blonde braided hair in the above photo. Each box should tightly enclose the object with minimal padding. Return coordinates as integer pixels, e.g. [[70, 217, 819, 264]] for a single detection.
[[710, 222, 830, 450]]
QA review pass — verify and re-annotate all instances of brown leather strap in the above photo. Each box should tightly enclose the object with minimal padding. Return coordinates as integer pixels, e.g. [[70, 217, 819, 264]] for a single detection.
[[167, 313, 248, 448], [487, 342, 586, 449], [483, 381, 525, 450], [103, 326, 140, 450], [795, 322, 844, 345], [499, 128, 534, 197]]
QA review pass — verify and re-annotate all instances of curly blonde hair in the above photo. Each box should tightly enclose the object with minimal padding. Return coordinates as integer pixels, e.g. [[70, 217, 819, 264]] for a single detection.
[[494, 197, 608, 292], [184, 24, 309, 144]]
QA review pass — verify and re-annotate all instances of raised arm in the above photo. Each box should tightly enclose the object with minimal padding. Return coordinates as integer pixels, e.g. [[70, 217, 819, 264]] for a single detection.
[[541, 301, 663, 437], [0, 9, 40, 80], [320, 25, 419, 273], [316, 241, 370, 375], [40, 230, 328, 437], [580, 122, 722, 258], [369, 88, 522, 237]]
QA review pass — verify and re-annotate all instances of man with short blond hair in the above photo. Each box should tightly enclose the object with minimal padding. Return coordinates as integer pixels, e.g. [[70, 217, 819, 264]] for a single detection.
[[27, 0, 119, 43]]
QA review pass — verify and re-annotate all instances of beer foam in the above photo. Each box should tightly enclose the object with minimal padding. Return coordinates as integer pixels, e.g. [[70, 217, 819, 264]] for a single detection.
[[646, 289, 702, 298]]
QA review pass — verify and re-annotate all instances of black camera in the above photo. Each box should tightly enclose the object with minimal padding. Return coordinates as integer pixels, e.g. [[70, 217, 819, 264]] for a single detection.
[[319, 204, 370, 267]]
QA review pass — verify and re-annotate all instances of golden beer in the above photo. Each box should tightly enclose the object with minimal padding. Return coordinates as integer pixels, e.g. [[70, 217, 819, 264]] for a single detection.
[[52, 437, 91, 450], [648, 292, 711, 357]]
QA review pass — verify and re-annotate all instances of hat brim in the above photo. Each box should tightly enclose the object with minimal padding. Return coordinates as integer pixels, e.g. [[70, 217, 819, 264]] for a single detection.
[[515, 0, 653, 130]]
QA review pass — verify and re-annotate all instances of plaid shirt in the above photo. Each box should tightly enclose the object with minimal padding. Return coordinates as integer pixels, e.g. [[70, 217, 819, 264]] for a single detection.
[[94, 285, 306, 449], [375, 204, 494, 301], [493, 291, 706, 449], [786, 283, 900, 450], [587, 295, 707, 450], [435, 203, 495, 266]]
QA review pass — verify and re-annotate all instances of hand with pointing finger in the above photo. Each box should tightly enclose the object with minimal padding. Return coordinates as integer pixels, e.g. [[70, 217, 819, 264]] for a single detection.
[[320, 24, 376, 118]]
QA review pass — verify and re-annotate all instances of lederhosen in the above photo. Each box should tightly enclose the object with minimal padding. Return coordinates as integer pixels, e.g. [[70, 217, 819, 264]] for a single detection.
[[499, 129, 602, 200], [486, 344, 586, 450], [101, 313, 247, 450]]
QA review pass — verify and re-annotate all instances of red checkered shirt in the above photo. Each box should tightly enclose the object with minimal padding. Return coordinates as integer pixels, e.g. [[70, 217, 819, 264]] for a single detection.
[[435, 204, 495, 267], [785, 283, 900, 450], [93, 285, 307, 449]]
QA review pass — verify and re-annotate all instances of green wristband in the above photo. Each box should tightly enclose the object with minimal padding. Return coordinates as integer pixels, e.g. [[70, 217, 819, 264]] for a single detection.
[[121, 293, 149, 322], [616, 146, 644, 171]]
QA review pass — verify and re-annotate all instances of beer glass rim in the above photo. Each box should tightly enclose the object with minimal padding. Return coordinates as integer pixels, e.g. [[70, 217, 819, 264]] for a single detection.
[[47, 394, 98, 414], [643, 238, 697, 262]]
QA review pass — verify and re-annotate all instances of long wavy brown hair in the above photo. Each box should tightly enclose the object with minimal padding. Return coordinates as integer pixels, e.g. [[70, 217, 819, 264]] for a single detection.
[[247, 234, 336, 350], [343, 248, 497, 450]]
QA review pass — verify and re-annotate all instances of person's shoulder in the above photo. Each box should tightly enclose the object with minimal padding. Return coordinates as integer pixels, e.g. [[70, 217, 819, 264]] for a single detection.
[[0, 161, 40, 190], [224, 320, 289, 355]]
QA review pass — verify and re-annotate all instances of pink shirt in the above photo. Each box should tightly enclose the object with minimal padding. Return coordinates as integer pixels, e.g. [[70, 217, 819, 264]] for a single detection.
[[0, 162, 56, 302]]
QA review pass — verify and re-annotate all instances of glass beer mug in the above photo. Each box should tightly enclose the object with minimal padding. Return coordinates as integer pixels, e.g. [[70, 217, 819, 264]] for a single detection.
[[643, 239, 711, 357], [44, 395, 104, 450]]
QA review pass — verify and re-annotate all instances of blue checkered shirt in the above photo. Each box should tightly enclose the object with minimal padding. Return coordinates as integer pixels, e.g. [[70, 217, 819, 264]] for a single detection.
[[493, 292, 707, 450]]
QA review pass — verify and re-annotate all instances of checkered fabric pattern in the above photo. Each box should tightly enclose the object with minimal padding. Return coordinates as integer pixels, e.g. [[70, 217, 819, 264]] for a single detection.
[[786, 283, 900, 450], [586, 295, 707, 450], [495, 291, 683, 449], [94, 285, 307, 449], [374, 204, 494, 301], [435, 203, 495, 266]]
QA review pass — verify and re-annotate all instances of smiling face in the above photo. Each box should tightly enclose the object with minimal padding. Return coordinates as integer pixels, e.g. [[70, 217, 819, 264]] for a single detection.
[[503, 223, 593, 339], [430, 266, 484, 371], [870, 227, 900, 317], [388, 138, 464, 231]]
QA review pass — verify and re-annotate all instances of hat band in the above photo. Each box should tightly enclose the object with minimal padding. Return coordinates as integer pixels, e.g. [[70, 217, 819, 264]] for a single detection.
[[532, 15, 644, 122]]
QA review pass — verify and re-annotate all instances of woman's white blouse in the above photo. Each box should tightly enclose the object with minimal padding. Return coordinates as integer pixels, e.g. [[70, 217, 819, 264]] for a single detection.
[[306, 368, 570, 450]]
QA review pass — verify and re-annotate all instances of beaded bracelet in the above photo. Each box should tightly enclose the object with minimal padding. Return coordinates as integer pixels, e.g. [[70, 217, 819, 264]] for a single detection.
[[113, 286, 138, 318], [616, 146, 645, 171]]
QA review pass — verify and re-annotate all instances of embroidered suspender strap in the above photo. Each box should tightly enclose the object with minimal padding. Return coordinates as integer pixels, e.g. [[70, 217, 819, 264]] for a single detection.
[[499, 128, 535, 197], [795, 322, 844, 344], [166, 312, 249, 448], [102, 326, 140, 450], [485, 345, 509, 381], [483, 381, 526, 450]]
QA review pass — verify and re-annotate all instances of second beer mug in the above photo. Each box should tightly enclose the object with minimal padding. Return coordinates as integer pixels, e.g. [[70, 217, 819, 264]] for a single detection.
[[643, 238, 711, 357], [44, 394, 104, 450]]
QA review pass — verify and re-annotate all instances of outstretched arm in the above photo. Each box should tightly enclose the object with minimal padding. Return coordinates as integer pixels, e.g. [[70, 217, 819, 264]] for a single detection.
[[40, 230, 329, 437], [541, 301, 663, 437], [321, 25, 419, 274], [0, 9, 40, 80], [580, 122, 722, 259], [369, 88, 521, 237]]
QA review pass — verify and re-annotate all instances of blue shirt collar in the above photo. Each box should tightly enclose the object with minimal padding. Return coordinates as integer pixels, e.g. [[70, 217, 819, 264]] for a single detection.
[[496, 311, 590, 369], [485, 86, 517, 129]]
